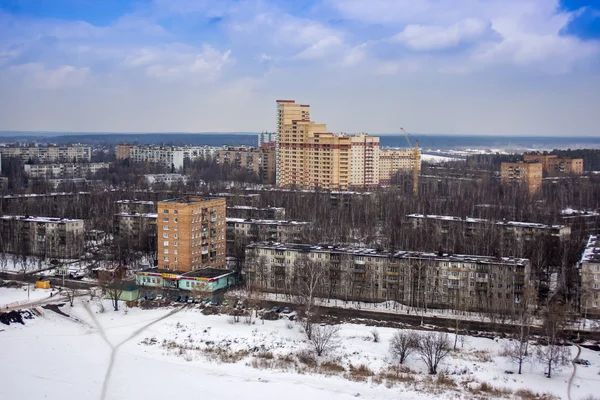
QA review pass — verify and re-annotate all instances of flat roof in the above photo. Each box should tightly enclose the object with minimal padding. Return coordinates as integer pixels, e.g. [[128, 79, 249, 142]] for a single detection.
[[407, 214, 566, 230], [136, 267, 233, 279], [226, 217, 308, 226], [160, 196, 225, 204], [247, 241, 529, 266], [581, 235, 600, 264], [0, 215, 83, 223]]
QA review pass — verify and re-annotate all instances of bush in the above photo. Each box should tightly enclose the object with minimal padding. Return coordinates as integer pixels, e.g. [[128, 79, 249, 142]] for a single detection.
[[297, 351, 317, 368], [371, 329, 380, 343], [319, 360, 346, 374], [346, 363, 374, 381]]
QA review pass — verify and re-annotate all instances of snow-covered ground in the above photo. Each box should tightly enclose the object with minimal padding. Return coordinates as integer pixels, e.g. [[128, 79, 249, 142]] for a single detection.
[[1, 287, 599, 400], [0, 286, 53, 307], [421, 154, 458, 163]]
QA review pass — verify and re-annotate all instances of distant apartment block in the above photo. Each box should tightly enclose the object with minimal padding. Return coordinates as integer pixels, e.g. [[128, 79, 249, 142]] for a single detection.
[[114, 211, 158, 242], [157, 196, 227, 272], [226, 218, 308, 250], [0, 145, 91, 163], [407, 214, 571, 241], [216, 144, 276, 184], [379, 149, 422, 184], [116, 200, 156, 214], [524, 154, 584, 175], [500, 162, 543, 194], [24, 163, 108, 178], [0, 215, 84, 258], [145, 173, 188, 187], [227, 205, 285, 220], [245, 242, 530, 311], [116, 144, 219, 170], [258, 131, 278, 147], [579, 235, 600, 316]]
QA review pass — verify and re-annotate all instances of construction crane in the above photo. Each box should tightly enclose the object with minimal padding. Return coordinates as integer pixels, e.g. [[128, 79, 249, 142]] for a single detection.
[[400, 127, 420, 196]]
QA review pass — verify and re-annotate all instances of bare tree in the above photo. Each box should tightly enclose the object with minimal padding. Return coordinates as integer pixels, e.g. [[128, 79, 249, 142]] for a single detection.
[[417, 332, 452, 375], [536, 303, 571, 378], [295, 254, 324, 339], [310, 323, 340, 356], [503, 286, 536, 374], [65, 287, 77, 307], [389, 330, 419, 364]]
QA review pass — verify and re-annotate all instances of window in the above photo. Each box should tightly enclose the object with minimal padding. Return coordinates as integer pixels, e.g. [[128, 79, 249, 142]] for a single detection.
[[174, 210, 178, 214], [174, 218, 178, 223], [174, 234, 178, 239], [163, 233, 168, 238], [163, 256, 169, 261], [163, 217, 169, 222], [174, 249, 178, 254], [595, 275, 598, 281], [163, 209, 169, 214], [164, 249, 169, 254], [163, 241, 169, 246], [498, 284, 503, 288], [174, 257, 178, 262], [164, 225, 169, 230], [594, 283, 599, 289], [174, 241, 178, 246]]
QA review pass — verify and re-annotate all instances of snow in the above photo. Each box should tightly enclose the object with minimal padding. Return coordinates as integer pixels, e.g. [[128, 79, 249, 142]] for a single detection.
[[421, 154, 458, 163], [0, 286, 53, 307], [1, 289, 598, 400]]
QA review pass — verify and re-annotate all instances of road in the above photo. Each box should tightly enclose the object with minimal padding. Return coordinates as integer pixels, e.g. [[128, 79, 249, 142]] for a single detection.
[[3, 271, 600, 340]]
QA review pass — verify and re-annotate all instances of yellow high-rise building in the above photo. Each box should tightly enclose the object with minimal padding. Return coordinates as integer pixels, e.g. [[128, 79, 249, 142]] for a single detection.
[[276, 100, 382, 190]]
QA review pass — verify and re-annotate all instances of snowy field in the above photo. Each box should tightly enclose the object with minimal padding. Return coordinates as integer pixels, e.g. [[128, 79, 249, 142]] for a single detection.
[[1, 287, 599, 400]]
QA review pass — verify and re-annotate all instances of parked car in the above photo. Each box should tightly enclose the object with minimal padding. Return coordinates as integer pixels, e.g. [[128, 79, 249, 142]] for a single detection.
[[155, 294, 163, 301], [202, 298, 211, 305], [270, 306, 281, 313], [282, 307, 291, 314], [210, 299, 219, 306], [221, 299, 229, 307], [187, 297, 194, 304]]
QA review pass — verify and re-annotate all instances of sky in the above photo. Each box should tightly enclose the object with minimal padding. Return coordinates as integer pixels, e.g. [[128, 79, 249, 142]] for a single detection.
[[0, 0, 599, 136]]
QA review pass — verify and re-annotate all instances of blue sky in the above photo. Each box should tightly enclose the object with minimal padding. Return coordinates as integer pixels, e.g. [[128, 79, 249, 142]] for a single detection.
[[0, 0, 599, 135]]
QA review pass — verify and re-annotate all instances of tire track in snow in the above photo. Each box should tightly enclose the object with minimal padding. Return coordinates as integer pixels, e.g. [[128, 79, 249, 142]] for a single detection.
[[567, 345, 581, 400], [82, 302, 186, 400]]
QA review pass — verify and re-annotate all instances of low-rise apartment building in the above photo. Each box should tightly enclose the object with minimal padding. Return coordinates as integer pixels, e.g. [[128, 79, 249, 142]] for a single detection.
[[244, 242, 530, 312], [116, 200, 156, 214], [0, 145, 91, 163], [0, 215, 84, 258], [500, 162, 543, 194], [227, 205, 286, 220], [216, 146, 261, 175], [116, 144, 220, 170], [114, 212, 158, 242], [24, 163, 109, 178], [579, 235, 600, 316], [226, 218, 308, 249], [407, 214, 571, 241], [145, 174, 188, 187]]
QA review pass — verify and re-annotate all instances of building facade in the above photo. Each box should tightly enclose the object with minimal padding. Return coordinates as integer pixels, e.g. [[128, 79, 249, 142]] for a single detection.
[[277, 100, 383, 190], [157, 196, 226, 272], [0, 145, 91, 163], [24, 163, 108, 178], [226, 218, 308, 251], [144, 174, 188, 187], [579, 235, 600, 316], [245, 242, 530, 312], [116, 144, 220, 170], [379, 149, 422, 184], [136, 267, 236, 293], [500, 162, 543, 194], [0, 215, 84, 258], [523, 154, 584, 175], [114, 212, 158, 242], [116, 200, 156, 214], [216, 146, 261, 175]]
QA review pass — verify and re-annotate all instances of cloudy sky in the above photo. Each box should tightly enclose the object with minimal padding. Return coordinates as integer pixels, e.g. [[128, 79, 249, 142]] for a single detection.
[[0, 0, 599, 135]]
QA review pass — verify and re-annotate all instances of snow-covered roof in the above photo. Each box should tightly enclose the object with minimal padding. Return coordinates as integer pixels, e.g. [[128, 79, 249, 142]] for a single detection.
[[0, 215, 83, 224], [116, 200, 156, 205], [581, 235, 600, 264], [247, 241, 528, 266], [115, 212, 158, 218], [407, 214, 567, 231], [226, 218, 309, 226]]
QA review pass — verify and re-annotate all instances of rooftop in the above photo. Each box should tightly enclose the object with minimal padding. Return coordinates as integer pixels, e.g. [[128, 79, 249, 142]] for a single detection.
[[0, 215, 83, 224], [115, 212, 158, 218], [136, 267, 233, 279], [226, 217, 309, 226], [247, 242, 528, 266], [581, 235, 600, 264], [407, 214, 566, 230], [116, 200, 156, 205], [159, 196, 225, 204]]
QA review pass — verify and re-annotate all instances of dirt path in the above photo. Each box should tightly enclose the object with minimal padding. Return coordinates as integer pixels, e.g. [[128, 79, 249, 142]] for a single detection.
[[567, 345, 581, 400], [82, 302, 186, 400]]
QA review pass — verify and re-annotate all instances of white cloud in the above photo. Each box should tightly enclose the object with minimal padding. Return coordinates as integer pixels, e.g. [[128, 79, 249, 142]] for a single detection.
[[8, 63, 89, 89], [294, 36, 343, 60], [393, 18, 490, 51], [126, 44, 232, 82]]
